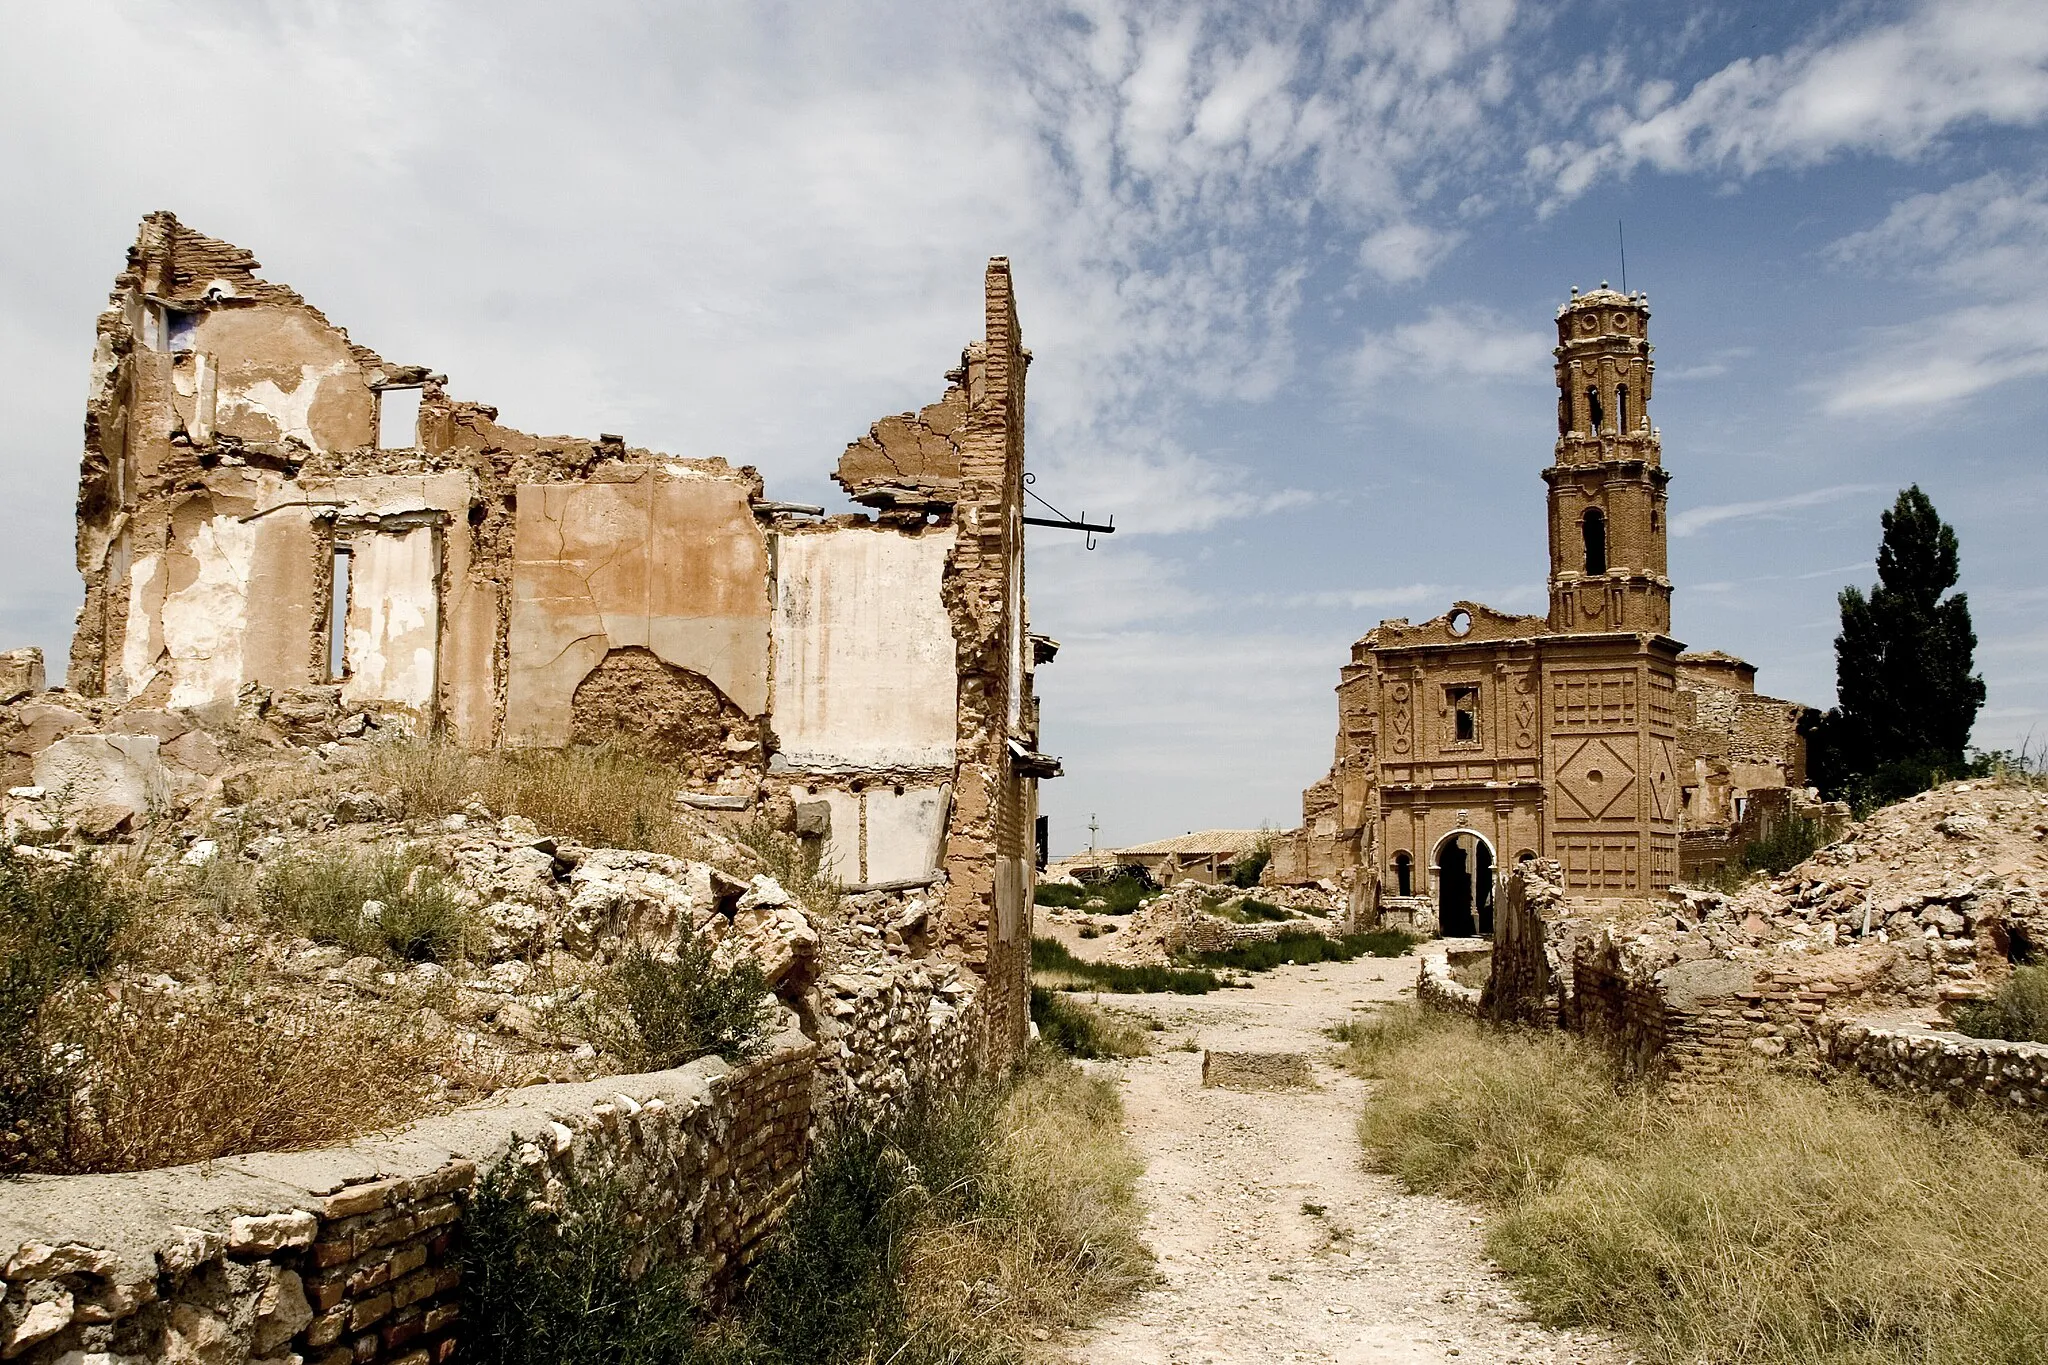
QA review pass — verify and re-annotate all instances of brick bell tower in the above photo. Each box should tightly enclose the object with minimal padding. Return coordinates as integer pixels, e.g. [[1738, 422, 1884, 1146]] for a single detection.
[[1544, 285, 1671, 636]]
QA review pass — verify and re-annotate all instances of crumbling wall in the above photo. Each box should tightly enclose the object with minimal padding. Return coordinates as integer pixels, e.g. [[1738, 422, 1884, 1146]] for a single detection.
[[0, 962, 989, 1365], [50, 214, 1048, 1066], [1816, 1019, 2048, 1108], [506, 471, 770, 748], [1675, 651, 1811, 849], [1480, 859, 1568, 1025]]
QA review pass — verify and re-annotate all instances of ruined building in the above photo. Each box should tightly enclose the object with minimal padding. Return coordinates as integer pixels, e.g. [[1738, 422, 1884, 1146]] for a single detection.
[[53, 212, 1054, 1055], [1271, 288, 1812, 929]]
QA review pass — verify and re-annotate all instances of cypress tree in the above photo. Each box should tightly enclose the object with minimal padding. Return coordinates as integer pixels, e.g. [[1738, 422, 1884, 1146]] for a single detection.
[[1806, 486, 1985, 804]]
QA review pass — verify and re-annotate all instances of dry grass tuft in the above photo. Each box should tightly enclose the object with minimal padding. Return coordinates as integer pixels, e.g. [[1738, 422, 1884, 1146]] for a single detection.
[[1348, 1005, 2048, 1365], [46, 986, 467, 1173], [368, 740, 710, 857], [898, 1050, 1153, 1350], [715, 1049, 1150, 1363]]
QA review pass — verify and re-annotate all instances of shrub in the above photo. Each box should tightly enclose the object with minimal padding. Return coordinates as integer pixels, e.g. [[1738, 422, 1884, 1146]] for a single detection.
[[1031, 936, 1222, 994], [1740, 812, 1839, 876], [462, 1154, 705, 1365], [1031, 988, 1150, 1059], [0, 848, 132, 1172], [1034, 882, 1086, 909], [1093, 871, 1155, 914], [1187, 928, 1417, 972], [1354, 1007, 2048, 1365], [576, 936, 773, 1070], [1201, 895, 1290, 924], [1953, 965, 2048, 1043], [259, 846, 471, 962], [1228, 834, 1273, 888]]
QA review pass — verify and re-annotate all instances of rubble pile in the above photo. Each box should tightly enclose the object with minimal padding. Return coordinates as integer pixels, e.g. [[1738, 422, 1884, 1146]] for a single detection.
[[1614, 782, 2048, 1009], [1098, 881, 1348, 966], [0, 660, 955, 1108]]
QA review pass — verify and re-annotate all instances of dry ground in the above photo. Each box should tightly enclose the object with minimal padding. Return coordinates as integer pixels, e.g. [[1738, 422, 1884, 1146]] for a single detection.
[[1058, 952, 1629, 1365]]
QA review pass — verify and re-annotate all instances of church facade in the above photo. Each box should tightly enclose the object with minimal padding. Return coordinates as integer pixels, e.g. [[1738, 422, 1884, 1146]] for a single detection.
[[1273, 288, 1809, 933]]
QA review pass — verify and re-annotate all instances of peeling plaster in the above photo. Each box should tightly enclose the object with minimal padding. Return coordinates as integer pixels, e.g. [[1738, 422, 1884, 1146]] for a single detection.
[[216, 360, 353, 451]]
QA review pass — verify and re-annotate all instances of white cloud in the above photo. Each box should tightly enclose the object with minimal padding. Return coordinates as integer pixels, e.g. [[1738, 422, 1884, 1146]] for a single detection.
[[1358, 221, 1465, 283], [1282, 583, 1447, 611], [1820, 173, 2048, 414], [1349, 304, 1551, 387], [1669, 484, 1885, 538], [1532, 0, 2048, 207]]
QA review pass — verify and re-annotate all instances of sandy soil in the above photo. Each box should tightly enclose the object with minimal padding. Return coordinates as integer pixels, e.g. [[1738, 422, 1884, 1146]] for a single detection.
[[1060, 953, 1630, 1365]]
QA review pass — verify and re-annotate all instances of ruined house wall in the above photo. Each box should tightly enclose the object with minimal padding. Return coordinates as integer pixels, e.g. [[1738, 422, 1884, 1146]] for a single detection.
[[1675, 652, 1810, 846], [932, 262, 1036, 1064], [53, 216, 1044, 1064]]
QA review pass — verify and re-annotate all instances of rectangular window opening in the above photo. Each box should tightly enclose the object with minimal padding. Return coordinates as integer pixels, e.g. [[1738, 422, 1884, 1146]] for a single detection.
[[1449, 686, 1479, 744], [377, 387, 423, 450], [166, 310, 198, 353], [328, 544, 353, 681]]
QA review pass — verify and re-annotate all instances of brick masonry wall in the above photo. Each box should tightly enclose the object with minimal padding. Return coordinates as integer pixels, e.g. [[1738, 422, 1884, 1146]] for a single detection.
[[0, 964, 985, 1364]]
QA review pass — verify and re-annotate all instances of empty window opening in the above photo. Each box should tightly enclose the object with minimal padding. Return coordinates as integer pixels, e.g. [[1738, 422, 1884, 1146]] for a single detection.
[[377, 387, 423, 451], [1585, 385, 1604, 432], [1583, 508, 1607, 575], [1558, 395, 1570, 436], [1616, 384, 1629, 431], [1449, 685, 1479, 743], [1393, 852, 1413, 897], [166, 310, 198, 354], [328, 544, 353, 681]]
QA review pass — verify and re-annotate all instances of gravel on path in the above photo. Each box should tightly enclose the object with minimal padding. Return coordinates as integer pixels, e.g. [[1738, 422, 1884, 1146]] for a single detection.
[[1060, 953, 1630, 1365]]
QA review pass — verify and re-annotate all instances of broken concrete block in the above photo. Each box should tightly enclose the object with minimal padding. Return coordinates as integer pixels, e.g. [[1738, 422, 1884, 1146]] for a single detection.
[[31, 733, 173, 835], [0, 648, 43, 705]]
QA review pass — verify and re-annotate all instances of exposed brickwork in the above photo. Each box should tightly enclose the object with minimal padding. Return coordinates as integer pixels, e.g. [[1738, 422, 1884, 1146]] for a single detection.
[[0, 961, 986, 1364], [1271, 291, 1810, 930]]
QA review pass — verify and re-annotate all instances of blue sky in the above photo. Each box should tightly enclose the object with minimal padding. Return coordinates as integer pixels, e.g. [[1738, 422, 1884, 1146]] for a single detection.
[[2, 1, 2043, 853]]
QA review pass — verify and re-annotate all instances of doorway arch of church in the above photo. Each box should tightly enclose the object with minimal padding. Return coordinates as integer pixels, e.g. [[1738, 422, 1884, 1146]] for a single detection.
[[1431, 829, 1496, 938]]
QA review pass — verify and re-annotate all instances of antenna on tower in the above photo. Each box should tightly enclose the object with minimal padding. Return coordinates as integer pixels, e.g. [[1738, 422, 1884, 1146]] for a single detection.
[[1088, 813, 1100, 851], [1618, 219, 1628, 294]]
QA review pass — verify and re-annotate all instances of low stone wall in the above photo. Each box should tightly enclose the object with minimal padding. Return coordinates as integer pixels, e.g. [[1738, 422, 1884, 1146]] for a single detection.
[[1416, 951, 1482, 1017], [0, 962, 986, 1364], [1816, 1019, 2048, 1109]]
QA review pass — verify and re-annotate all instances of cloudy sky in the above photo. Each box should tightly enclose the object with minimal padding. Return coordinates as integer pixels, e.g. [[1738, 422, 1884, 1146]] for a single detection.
[[3, 0, 2044, 853]]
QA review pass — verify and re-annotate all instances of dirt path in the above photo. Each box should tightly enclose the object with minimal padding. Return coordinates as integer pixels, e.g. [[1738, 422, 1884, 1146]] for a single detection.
[[1060, 953, 1628, 1365]]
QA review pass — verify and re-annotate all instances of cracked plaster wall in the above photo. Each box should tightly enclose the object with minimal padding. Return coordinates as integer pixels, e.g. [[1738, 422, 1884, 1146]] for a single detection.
[[505, 471, 769, 747], [55, 214, 1043, 1068], [769, 528, 956, 771]]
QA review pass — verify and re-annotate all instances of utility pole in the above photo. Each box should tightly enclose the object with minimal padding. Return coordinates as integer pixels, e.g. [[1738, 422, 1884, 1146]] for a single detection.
[[1088, 813, 1100, 851]]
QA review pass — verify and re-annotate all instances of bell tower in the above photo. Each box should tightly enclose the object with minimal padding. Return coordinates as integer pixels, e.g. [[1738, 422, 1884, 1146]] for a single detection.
[[1544, 285, 1671, 635]]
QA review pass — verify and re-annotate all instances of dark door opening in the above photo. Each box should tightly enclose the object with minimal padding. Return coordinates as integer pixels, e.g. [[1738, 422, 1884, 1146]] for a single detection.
[[1437, 839, 1474, 937]]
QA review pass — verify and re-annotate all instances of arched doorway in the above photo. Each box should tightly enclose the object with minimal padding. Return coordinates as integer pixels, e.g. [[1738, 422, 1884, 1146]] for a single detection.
[[1433, 830, 1497, 937]]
